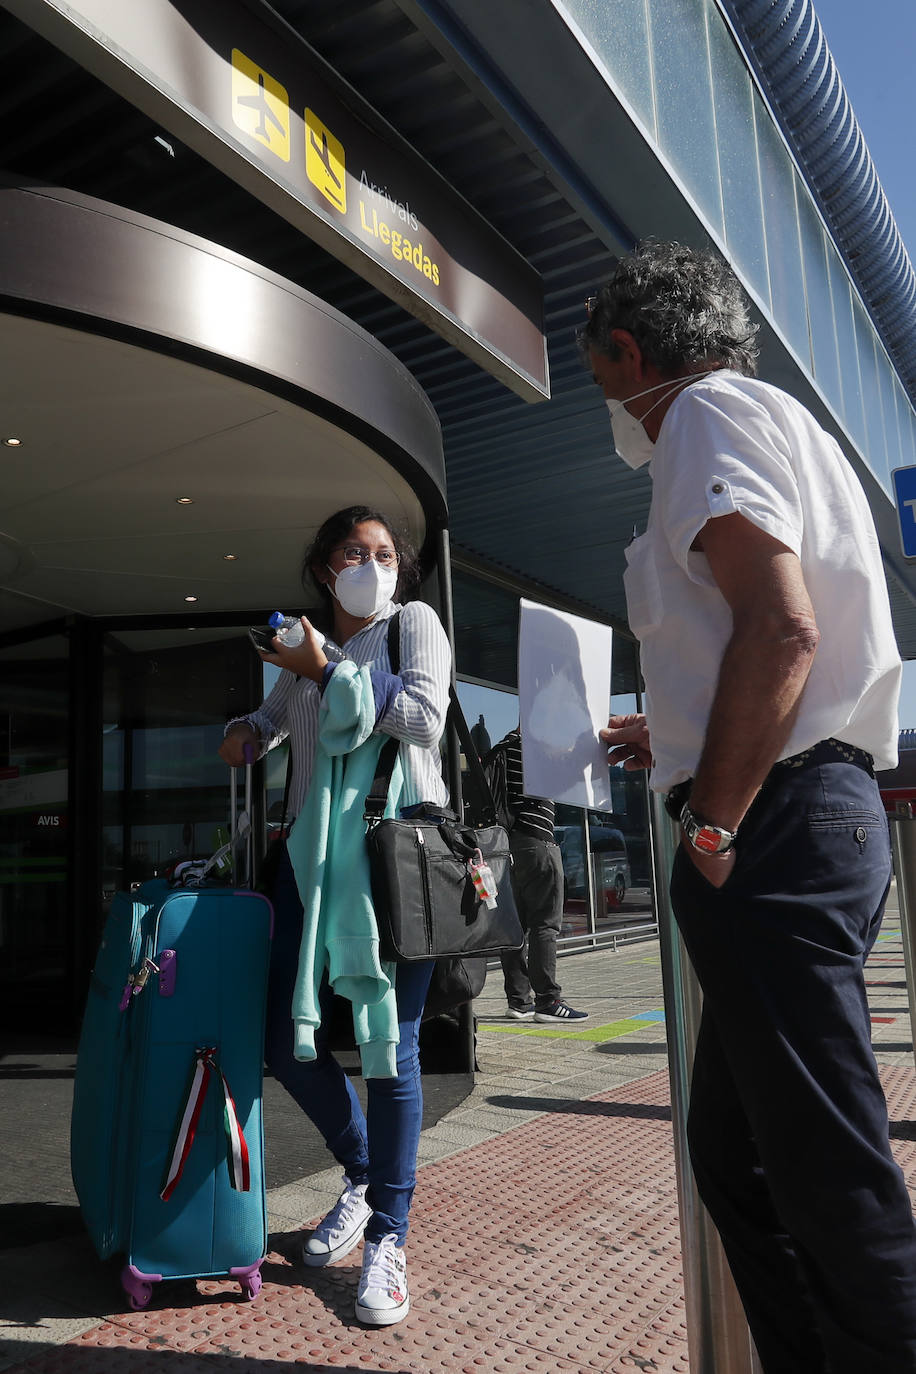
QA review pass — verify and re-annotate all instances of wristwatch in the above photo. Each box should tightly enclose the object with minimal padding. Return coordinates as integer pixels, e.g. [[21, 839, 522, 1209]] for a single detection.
[[679, 802, 737, 855]]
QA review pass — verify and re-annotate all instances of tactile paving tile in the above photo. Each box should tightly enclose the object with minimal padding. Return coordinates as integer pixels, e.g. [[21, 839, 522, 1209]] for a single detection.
[[607, 1297, 692, 1373], [4, 1070, 682, 1373], [882, 1063, 916, 1122], [15, 1062, 916, 1373]]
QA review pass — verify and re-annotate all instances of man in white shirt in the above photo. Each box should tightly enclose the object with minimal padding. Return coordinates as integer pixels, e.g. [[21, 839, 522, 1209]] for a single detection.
[[582, 241, 916, 1373]]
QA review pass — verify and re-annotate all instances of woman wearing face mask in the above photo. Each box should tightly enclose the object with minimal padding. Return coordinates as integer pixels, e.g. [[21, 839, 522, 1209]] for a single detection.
[[219, 505, 450, 1327]]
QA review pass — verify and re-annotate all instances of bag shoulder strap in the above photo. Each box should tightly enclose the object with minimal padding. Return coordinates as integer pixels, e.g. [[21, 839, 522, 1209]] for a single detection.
[[365, 613, 403, 818], [364, 608, 499, 826]]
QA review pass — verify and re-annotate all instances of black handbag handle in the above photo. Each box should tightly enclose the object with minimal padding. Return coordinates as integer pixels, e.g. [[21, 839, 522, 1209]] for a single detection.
[[364, 611, 499, 825], [439, 821, 498, 861]]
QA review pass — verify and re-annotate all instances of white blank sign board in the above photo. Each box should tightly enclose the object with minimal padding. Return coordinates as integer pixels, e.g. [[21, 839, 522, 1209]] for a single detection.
[[517, 598, 613, 809]]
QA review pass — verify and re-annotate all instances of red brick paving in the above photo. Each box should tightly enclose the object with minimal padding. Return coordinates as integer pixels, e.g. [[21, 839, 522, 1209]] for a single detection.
[[8, 1066, 916, 1373]]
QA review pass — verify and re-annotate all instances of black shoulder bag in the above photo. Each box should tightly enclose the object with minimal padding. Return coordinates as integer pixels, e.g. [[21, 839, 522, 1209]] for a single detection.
[[365, 612, 523, 964]]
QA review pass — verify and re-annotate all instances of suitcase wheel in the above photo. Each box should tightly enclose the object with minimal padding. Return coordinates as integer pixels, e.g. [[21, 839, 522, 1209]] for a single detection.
[[239, 1270, 262, 1301], [121, 1264, 157, 1311]]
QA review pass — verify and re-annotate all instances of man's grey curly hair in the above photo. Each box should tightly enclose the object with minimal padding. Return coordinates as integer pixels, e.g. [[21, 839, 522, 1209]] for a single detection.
[[579, 241, 759, 377]]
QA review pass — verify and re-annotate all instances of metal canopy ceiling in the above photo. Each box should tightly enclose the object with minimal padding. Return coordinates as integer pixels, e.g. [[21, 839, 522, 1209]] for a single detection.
[[0, 183, 440, 633], [0, 313, 428, 626], [1, 0, 916, 658]]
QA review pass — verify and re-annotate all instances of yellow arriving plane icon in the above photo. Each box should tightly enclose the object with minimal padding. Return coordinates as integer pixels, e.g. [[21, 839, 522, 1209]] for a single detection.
[[305, 109, 346, 214]]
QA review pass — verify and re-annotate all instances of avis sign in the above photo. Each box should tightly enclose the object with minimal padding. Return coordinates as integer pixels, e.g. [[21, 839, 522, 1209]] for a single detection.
[[893, 466, 916, 558]]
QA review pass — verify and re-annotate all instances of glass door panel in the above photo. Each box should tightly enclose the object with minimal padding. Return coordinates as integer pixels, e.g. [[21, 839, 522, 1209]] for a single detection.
[[0, 637, 70, 1011], [102, 631, 259, 903]]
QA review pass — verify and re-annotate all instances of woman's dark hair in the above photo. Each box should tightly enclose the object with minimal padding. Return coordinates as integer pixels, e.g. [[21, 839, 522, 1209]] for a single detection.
[[579, 241, 759, 377], [301, 505, 420, 630]]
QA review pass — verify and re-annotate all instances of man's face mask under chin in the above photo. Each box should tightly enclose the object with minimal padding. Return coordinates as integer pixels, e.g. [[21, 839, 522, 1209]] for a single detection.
[[606, 373, 713, 469], [606, 399, 655, 469]]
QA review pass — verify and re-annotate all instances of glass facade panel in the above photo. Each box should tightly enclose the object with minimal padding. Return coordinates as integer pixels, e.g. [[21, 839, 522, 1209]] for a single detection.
[[853, 296, 889, 490], [454, 681, 518, 756], [564, 0, 910, 500], [878, 353, 903, 477], [754, 109, 811, 369], [828, 257, 866, 451], [706, 12, 769, 305], [797, 192, 842, 415], [647, 0, 724, 235], [452, 572, 521, 690], [101, 632, 256, 897], [555, 782, 652, 942], [898, 379, 916, 469], [454, 577, 654, 949], [558, 0, 655, 135], [0, 636, 70, 1013]]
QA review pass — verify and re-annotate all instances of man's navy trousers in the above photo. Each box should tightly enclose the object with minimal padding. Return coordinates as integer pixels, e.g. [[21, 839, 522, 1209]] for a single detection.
[[671, 746, 916, 1373]]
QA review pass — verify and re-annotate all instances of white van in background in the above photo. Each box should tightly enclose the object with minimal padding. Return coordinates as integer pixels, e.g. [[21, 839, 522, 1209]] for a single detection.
[[555, 819, 631, 908]]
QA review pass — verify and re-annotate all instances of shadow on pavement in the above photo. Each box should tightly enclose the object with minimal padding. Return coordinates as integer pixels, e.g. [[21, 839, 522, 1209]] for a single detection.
[[0, 1203, 83, 1250], [486, 1093, 671, 1121], [0, 1345, 373, 1374], [596, 1040, 668, 1055]]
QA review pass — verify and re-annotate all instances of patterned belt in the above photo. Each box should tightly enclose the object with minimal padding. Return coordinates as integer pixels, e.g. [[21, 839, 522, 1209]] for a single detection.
[[664, 737, 875, 821]]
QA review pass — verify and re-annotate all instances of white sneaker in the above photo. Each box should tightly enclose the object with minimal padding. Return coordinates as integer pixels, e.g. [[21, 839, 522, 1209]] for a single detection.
[[302, 1176, 372, 1267], [355, 1232, 409, 1325]]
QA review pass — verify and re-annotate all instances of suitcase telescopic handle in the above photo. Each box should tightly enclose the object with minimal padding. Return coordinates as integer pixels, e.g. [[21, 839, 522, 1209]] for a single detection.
[[228, 743, 256, 888]]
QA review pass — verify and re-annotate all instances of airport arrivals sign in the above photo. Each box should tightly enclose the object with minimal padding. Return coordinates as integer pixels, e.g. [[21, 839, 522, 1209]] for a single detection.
[[9, 0, 549, 401]]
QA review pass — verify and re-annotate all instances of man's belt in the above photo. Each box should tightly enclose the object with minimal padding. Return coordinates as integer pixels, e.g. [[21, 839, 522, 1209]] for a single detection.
[[664, 737, 875, 822]]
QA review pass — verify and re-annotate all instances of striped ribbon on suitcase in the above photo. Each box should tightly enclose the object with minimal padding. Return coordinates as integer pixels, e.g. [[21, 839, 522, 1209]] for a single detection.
[[161, 1046, 251, 1201]]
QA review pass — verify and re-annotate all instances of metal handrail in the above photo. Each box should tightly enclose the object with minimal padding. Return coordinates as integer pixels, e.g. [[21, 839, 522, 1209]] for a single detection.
[[557, 919, 658, 954]]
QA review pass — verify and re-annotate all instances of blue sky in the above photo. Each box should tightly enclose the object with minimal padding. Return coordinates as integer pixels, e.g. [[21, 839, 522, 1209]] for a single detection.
[[811, 0, 916, 729]]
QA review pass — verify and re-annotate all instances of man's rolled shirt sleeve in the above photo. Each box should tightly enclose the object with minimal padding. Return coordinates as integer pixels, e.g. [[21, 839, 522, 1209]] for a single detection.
[[656, 384, 805, 583]]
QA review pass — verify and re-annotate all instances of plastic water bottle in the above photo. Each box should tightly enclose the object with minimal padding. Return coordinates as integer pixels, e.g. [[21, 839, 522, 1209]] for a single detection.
[[267, 612, 341, 659], [269, 612, 307, 647]]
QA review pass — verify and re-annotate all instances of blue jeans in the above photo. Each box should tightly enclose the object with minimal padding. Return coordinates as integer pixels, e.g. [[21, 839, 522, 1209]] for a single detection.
[[671, 752, 916, 1373], [264, 845, 433, 1244]]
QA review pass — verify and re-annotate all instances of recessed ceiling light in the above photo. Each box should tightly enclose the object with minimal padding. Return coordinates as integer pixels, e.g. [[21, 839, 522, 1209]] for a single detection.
[[176, 496, 194, 504], [3, 437, 22, 446], [184, 595, 198, 603], [223, 553, 238, 561]]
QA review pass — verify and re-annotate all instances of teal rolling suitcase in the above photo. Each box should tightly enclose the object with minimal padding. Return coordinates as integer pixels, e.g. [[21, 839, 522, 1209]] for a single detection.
[[70, 769, 273, 1309]]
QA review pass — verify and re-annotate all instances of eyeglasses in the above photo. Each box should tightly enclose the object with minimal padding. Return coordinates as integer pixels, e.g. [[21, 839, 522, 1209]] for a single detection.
[[332, 544, 400, 568]]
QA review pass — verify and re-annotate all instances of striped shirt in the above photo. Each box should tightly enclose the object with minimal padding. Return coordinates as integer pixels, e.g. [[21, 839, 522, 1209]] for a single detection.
[[227, 600, 451, 819], [495, 730, 556, 842]]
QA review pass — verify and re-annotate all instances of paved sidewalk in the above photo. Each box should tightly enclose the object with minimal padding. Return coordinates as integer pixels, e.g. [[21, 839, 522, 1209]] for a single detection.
[[2, 891, 914, 1373]]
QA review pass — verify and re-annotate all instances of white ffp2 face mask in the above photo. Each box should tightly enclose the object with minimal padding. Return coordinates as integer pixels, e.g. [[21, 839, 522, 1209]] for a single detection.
[[606, 399, 655, 469], [327, 560, 398, 619], [606, 373, 712, 469]]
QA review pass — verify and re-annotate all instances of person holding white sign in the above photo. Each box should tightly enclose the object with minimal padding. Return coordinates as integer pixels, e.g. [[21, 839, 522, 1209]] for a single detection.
[[581, 242, 914, 1374]]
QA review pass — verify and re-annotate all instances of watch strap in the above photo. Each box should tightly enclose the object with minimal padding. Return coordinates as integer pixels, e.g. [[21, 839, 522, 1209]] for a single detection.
[[680, 802, 737, 855]]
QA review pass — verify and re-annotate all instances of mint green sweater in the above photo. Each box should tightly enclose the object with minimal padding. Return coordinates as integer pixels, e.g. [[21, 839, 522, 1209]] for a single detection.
[[286, 660, 403, 1079]]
